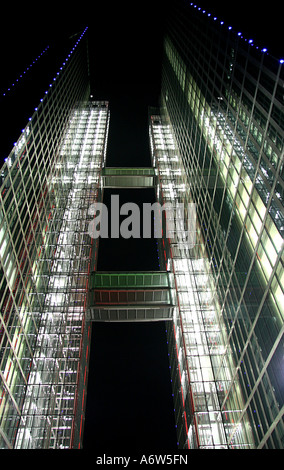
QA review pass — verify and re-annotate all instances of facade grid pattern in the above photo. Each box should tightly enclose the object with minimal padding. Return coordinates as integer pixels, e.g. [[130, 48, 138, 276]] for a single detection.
[[149, 114, 253, 448], [160, 1, 283, 449], [0, 6, 283, 450], [14, 102, 109, 449], [0, 29, 108, 448]]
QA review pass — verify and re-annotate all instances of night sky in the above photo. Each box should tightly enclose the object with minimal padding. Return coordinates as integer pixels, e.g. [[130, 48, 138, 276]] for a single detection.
[[84, 4, 177, 452], [0, 0, 280, 456]]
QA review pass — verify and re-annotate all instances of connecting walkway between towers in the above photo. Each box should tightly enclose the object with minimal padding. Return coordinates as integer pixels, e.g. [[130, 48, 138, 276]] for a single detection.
[[102, 166, 223, 188], [87, 271, 175, 322], [102, 167, 156, 188], [87, 166, 174, 322]]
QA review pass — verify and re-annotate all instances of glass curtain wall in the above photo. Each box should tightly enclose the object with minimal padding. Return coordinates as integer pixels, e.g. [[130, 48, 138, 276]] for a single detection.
[[159, 1, 284, 449], [150, 113, 253, 448], [0, 30, 107, 449], [14, 102, 109, 449]]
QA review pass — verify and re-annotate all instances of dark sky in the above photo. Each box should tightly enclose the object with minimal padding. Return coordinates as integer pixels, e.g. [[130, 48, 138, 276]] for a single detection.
[[83, 5, 176, 453], [84, 4, 176, 448], [0, 1, 281, 160], [0, 0, 281, 456]]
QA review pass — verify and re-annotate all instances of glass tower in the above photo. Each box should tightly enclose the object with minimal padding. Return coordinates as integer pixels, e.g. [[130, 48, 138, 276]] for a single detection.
[[1, 2, 283, 451], [150, 0, 283, 449], [0, 29, 109, 448]]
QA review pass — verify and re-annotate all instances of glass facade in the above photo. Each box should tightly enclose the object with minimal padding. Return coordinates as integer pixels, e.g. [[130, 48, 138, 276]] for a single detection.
[[0, 3, 283, 450], [150, 113, 248, 448], [151, 0, 283, 449], [0, 27, 109, 448]]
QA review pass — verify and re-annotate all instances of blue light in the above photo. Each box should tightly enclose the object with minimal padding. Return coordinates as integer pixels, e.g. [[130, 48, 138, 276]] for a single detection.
[[228, 26, 232, 30], [238, 32, 242, 36], [248, 39, 253, 44], [220, 21, 224, 25], [280, 59, 284, 64], [262, 48, 267, 53]]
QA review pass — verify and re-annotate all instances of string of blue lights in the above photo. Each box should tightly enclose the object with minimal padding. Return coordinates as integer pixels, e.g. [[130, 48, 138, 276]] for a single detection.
[[12, 27, 89, 148], [2, 26, 90, 102], [32, 27, 89, 117], [1, 46, 50, 97], [41, 27, 88, 97], [189, 2, 284, 63]]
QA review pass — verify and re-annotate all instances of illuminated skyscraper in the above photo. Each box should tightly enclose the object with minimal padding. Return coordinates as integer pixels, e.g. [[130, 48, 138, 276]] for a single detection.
[[0, 29, 110, 448], [149, 1, 283, 449], [0, 1, 283, 451]]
